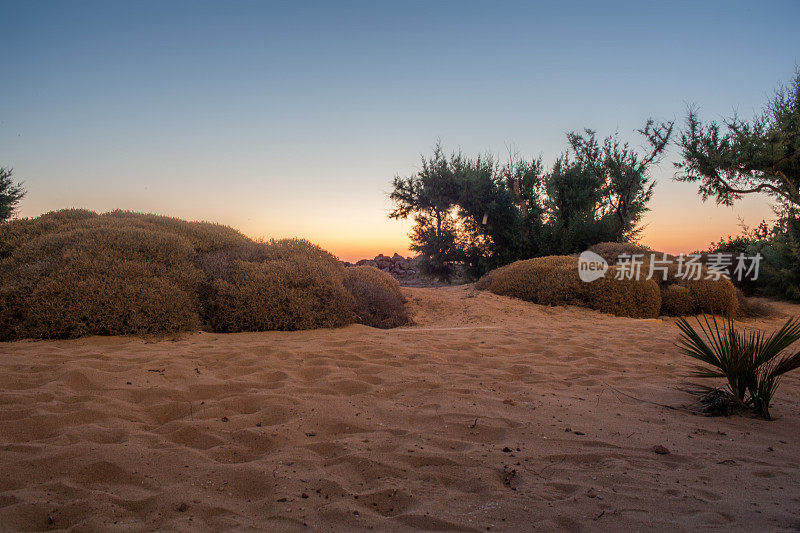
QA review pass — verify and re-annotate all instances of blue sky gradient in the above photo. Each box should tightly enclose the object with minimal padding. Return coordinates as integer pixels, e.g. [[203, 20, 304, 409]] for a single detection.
[[2, 1, 799, 260]]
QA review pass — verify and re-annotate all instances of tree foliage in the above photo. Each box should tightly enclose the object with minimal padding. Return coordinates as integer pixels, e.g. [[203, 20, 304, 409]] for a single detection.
[[389, 121, 673, 278], [0, 167, 25, 222], [689, 71, 800, 302], [676, 70, 800, 208]]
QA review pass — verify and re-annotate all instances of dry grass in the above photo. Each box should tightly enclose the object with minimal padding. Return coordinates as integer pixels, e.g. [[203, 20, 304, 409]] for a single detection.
[[736, 290, 776, 318], [343, 266, 408, 328], [0, 210, 409, 340]]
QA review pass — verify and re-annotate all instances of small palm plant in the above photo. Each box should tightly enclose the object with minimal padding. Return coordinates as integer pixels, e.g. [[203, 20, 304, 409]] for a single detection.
[[676, 315, 800, 419]]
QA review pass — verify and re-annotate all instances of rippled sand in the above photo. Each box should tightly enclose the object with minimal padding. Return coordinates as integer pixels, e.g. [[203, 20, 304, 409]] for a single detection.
[[1, 286, 799, 531]]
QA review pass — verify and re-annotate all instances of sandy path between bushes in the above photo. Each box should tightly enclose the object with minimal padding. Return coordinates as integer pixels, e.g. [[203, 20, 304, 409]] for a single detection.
[[1, 285, 800, 531]]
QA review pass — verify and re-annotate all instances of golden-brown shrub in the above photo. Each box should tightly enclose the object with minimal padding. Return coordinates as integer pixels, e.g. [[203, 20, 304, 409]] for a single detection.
[[0, 223, 201, 340], [104, 210, 253, 252], [478, 247, 739, 319], [483, 256, 583, 304], [0, 209, 98, 259], [0, 212, 382, 340], [475, 263, 511, 291], [204, 257, 355, 332], [588, 242, 651, 265], [660, 285, 696, 316], [343, 266, 408, 328], [686, 278, 738, 318], [344, 266, 405, 301], [635, 253, 738, 317], [479, 256, 661, 318], [582, 271, 661, 319]]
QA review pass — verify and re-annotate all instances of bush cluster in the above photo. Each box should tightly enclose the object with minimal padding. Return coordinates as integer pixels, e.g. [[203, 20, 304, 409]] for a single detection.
[[0, 210, 408, 340], [477, 246, 739, 318], [477, 255, 661, 319], [343, 266, 409, 329]]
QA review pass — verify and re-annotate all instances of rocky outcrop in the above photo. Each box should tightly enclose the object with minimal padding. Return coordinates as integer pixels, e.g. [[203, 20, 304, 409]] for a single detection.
[[351, 254, 417, 277]]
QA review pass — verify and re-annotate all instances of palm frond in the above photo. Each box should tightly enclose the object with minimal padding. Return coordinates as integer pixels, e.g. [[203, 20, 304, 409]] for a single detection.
[[676, 314, 800, 419], [770, 350, 800, 378]]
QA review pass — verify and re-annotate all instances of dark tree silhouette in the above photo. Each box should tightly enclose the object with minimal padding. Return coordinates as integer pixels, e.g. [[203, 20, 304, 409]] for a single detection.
[[0, 167, 26, 222]]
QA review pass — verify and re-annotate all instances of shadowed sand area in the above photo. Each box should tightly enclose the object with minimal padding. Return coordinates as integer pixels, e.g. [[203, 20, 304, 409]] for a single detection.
[[1, 286, 800, 531]]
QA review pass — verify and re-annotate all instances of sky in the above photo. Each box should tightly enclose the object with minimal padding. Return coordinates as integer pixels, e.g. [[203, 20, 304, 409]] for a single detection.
[[1, 1, 798, 262]]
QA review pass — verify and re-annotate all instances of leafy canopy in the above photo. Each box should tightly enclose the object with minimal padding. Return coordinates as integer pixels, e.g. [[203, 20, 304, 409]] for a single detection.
[[676, 70, 800, 208], [0, 167, 26, 222], [389, 121, 672, 278]]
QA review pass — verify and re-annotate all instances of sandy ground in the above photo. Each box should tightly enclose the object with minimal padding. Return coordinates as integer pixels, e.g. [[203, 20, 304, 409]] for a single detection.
[[1, 286, 800, 532]]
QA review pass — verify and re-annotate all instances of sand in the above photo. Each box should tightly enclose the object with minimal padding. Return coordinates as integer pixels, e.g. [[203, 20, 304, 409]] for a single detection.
[[1, 285, 800, 531]]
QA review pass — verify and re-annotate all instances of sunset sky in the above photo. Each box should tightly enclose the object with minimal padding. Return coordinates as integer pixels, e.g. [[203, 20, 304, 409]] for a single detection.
[[2, 1, 799, 262]]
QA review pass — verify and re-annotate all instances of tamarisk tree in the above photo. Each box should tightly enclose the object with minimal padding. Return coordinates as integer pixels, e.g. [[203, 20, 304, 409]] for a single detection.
[[568, 119, 673, 241], [0, 167, 25, 222], [389, 143, 461, 279], [676, 71, 800, 209]]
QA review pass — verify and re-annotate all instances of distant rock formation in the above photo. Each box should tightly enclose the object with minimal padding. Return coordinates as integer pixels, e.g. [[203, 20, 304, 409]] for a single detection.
[[345, 253, 417, 277]]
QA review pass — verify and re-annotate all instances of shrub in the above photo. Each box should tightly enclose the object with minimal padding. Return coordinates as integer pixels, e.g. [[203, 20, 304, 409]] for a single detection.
[[203, 257, 355, 332], [677, 315, 800, 419], [0, 221, 201, 340], [474, 263, 509, 291], [104, 210, 253, 252], [479, 250, 738, 319], [685, 278, 737, 318], [343, 266, 408, 328], [660, 285, 696, 316], [587, 242, 651, 265], [478, 255, 661, 318], [0, 211, 403, 340], [0, 209, 98, 259], [736, 289, 776, 318], [581, 271, 661, 319]]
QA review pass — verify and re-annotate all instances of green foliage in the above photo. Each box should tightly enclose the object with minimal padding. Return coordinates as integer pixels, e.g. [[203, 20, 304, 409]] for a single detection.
[[677, 315, 800, 419], [542, 157, 609, 254], [0, 167, 25, 223], [676, 70, 800, 208], [389, 143, 462, 280], [567, 119, 673, 241], [389, 121, 672, 278], [761, 213, 800, 300], [706, 213, 800, 301], [685, 70, 800, 302]]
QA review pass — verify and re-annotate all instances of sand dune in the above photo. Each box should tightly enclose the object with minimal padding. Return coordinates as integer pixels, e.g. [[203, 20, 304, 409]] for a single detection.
[[1, 286, 800, 531]]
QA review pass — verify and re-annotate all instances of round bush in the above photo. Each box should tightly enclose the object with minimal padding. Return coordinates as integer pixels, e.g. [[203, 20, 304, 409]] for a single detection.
[[686, 278, 738, 318], [478, 256, 661, 318], [343, 266, 408, 328], [344, 266, 405, 301], [587, 242, 651, 265], [582, 271, 661, 319], [660, 285, 696, 316], [0, 212, 411, 340], [0, 221, 201, 340], [204, 258, 355, 332]]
